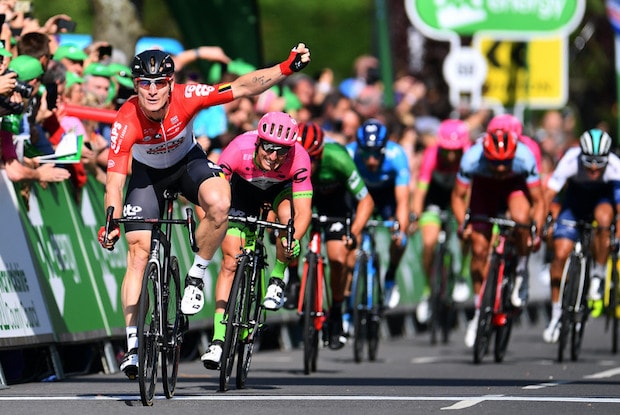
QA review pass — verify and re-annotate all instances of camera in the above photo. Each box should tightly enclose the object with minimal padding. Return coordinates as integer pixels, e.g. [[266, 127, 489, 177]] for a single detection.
[[4, 70, 35, 98]]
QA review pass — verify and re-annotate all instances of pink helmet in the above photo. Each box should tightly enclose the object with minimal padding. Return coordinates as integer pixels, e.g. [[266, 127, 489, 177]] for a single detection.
[[487, 114, 523, 136], [437, 119, 469, 150], [257, 111, 299, 146]]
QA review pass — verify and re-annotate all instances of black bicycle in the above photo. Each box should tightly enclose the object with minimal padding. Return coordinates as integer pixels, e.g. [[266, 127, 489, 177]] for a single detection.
[[104, 190, 197, 406], [428, 210, 458, 345], [219, 202, 294, 391]]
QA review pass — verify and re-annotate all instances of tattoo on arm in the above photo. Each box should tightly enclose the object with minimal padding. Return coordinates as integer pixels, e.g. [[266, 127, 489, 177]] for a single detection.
[[252, 75, 272, 86]]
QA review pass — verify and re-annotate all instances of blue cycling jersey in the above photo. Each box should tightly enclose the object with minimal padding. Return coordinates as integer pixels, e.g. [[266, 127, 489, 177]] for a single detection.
[[346, 140, 410, 218]]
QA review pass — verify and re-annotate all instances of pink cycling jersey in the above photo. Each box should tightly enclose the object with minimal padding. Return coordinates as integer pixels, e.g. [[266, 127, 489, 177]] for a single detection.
[[519, 134, 542, 172], [108, 82, 235, 174], [218, 131, 313, 194], [417, 144, 461, 189]]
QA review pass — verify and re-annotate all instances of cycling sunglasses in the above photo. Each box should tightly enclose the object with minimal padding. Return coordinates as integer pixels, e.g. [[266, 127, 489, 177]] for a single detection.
[[136, 77, 171, 90], [487, 158, 513, 168], [360, 148, 384, 160], [259, 139, 290, 156], [581, 154, 608, 169]]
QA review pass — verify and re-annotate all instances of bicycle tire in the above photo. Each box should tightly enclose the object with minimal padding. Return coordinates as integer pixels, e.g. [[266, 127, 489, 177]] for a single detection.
[[162, 256, 183, 399], [494, 265, 515, 363], [474, 254, 498, 364], [302, 252, 319, 374], [236, 265, 262, 389], [571, 277, 589, 362], [220, 254, 249, 391], [352, 252, 369, 363], [138, 262, 159, 406], [441, 251, 456, 345], [429, 244, 445, 345], [368, 254, 381, 361], [610, 256, 619, 354], [558, 254, 580, 362]]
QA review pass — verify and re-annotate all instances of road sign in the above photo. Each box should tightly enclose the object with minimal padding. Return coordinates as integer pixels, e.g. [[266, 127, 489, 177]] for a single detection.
[[474, 36, 567, 108], [406, 0, 585, 39], [442, 46, 487, 109]]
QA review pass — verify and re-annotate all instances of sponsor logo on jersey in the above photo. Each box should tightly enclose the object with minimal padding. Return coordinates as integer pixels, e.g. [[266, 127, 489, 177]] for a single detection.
[[184, 84, 216, 98], [110, 121, 127, 154]]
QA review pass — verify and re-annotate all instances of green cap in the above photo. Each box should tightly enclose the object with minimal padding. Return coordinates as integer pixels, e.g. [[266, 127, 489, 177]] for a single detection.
[[65, 71, 84, 89], [8, 55, 44, 81], [53, 44, 88, 61], [107, 63, 134, 89], [0, 46, 11, 58], [83, 62, 112, 77]]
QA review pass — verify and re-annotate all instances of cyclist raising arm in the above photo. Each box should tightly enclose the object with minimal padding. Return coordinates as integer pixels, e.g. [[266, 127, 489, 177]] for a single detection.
[[98, 44, 311, 378], [292, 121, 375, 349], [451, 129, 545, 348], [347, 118, 411, 308], [201, 112, 313, 369], [542, 129, 620, 343]]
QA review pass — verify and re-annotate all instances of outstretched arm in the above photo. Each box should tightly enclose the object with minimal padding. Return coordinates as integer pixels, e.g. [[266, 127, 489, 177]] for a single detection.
[[230, 43, 310, 98]]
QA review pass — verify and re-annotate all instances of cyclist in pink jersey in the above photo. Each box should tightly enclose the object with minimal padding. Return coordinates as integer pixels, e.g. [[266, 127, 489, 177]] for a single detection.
[[410, 119, 471, 323], [200, 112, 313, 369], [98, 45, 311, 378]]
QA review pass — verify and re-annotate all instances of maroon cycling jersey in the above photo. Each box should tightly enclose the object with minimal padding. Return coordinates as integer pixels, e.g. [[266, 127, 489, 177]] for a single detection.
[[107, 82, 234, 174]]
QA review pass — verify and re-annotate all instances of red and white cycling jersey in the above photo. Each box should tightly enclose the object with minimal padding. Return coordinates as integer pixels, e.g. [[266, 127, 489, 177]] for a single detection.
[[107, 83, 234, 174]]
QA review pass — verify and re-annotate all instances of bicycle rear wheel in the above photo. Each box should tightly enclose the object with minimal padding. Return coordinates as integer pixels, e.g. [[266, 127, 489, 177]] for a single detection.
[[494, 273, 514, 363], [352, 252, 369, 363], [220, 255, 249, 391], [162, 256, 184, 399], [302, 253, 319, 374], [474, 255, 498, 364], [368, 254, 381, 361], [138, 262, 159, 406], [558, 255, 580, 362], [236, 268, 262, 389]]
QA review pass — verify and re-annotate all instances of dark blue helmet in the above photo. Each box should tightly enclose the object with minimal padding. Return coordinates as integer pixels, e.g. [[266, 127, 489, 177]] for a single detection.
[[356, 118, 388, 150]]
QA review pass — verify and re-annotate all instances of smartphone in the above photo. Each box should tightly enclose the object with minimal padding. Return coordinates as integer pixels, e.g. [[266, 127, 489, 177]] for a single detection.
[[56, 18, 77, 33], [45, 82, 58, 110], [98, 45, 112, 60], [14, 1, 33, 14]]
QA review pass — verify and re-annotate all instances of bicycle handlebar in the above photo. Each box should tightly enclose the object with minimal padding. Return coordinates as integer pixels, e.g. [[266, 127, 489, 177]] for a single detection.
[[105, 205, 199, 252], [228, 214, 296, 255], [464, 211, 536, 242]]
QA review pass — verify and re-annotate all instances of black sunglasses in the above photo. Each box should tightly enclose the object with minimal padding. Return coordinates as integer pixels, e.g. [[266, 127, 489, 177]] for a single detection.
[[260, 140, 290, 156]]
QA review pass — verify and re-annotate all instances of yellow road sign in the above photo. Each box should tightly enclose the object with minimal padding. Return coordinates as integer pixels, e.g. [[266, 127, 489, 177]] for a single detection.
[[474, 36, 567, 108]]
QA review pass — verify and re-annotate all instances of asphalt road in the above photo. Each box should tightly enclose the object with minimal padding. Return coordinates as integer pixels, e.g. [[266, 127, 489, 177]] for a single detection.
[[1, 310, 619, 415]]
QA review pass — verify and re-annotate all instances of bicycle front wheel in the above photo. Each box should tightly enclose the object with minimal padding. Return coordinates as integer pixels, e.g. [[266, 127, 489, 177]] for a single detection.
[[162, 256, 184, 399], [474, 255, 498, 364], [367, 254, 381, 361], [138, 261, 159, 406], [559, 255, 580, 362], [236, 266, 262, 389], [352, 252, 369, 363], [429, 245, 448, 345], [220, 254, 249, 391], [609, 257, 619, 354], [302, 252, 319, 374]]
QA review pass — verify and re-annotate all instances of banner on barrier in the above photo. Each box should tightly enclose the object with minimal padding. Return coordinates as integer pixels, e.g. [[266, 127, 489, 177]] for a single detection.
[[0, 172, 55, 347]]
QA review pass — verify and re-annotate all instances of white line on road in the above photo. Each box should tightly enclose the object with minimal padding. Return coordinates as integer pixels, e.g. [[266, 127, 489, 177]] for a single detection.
[[1, 395, 620, 403], [584, 367, 620, 379]]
